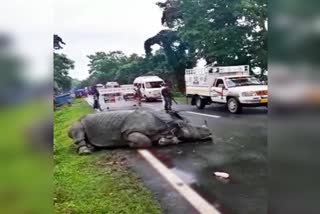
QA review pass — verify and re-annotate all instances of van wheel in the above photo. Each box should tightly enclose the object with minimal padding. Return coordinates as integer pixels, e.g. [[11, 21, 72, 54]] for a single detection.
[[196, 96, 206, 109], [227, 97, 242, 113]]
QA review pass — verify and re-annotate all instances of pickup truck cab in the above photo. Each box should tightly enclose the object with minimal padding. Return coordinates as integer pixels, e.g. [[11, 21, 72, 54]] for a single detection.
[[186, 65, 268, 113]]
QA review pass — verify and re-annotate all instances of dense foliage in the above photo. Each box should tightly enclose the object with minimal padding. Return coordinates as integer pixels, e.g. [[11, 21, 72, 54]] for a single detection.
[[54, 53, 74, 93], [158, 0, 267, 68], [78, 50, 174, 89], [78, 0, 267, 93]]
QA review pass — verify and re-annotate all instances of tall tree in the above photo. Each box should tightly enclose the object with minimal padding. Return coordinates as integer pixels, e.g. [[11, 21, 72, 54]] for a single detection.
[[144, 30, 196, 93], [156, 0, 267, 74], [87, 51, 127, 83], [54, 53, 74, 92]]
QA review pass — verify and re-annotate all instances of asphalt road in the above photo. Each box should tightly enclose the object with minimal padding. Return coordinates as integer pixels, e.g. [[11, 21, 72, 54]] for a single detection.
[[86, 96, 267, 214]]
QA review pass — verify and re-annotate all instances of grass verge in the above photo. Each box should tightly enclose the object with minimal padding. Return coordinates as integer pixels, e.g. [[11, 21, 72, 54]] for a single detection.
[[54, 99, 161, 214], [0, 100, 51, 213]]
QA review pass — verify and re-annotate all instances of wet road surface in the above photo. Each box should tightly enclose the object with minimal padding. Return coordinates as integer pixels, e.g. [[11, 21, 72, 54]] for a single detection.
[[86, 96, 267, 214]]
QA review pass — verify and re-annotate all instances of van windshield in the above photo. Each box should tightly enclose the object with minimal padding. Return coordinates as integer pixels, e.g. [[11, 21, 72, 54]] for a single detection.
[[145, 81, 163, 88]]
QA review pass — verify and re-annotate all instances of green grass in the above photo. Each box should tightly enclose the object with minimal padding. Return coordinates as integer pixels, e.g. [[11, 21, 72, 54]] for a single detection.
[[0, 100, 51, 213], [54, 99, 161, 214]]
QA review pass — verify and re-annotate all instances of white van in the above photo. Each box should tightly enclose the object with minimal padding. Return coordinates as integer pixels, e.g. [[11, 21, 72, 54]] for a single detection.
[[133, 76, 164, 101]]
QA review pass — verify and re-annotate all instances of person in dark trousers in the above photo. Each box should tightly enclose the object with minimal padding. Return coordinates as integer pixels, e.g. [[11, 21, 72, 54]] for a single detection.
[[161, 83, 173, 113], [92, 85, 102, 111], [92, 85, 100, 98], [134, 84, 142, 107]]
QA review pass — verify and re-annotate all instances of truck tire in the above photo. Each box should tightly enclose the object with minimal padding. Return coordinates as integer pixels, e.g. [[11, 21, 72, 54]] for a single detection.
[[227, 97, 242, 113], [196, 96, 206, 109]]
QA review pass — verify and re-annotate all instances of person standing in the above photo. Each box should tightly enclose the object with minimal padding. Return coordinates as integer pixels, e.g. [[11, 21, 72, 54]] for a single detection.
[[161, 82, 173, 113], [92, 85, 102, 111], [92, 85, 100, 99], [134, 84, 142, 107]]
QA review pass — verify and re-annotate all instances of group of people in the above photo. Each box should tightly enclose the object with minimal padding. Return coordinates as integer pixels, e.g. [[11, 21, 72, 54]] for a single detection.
[[134, 81, 175, 113], [91, 81, 175, 113]]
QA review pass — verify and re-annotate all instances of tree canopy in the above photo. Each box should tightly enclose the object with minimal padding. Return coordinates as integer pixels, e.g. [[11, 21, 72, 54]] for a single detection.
[[84, 50, 174, 88], [54, 53, 74, 93], [77, 0, 267, 93], [154, 0, 267, 71], [53, 35, 75, 93]]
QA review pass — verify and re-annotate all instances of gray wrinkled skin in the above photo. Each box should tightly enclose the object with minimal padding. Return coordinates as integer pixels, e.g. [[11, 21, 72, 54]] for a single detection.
[[68, 109, 212, 155]]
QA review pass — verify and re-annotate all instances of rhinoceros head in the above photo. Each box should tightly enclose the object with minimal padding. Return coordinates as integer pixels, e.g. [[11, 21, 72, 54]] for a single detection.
[[176, 121, 212, 142]]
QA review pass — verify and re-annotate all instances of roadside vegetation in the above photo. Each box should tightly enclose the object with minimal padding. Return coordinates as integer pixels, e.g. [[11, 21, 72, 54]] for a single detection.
[[0, 100, 51, 213], [54, 0, 267, 93], [54, 99, 161, 213]]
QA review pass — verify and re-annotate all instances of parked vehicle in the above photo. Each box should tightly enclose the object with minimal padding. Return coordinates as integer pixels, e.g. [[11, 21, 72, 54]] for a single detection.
[[133, 76, 164, 101], [96, 84, 104, 89], [74, 89, 88, 98], [185, 65, 268, 113], [54, 93, 72, 108], [120, 85, 135, 101], [105, 82, 120, 88], [98, 85, 136, 109]]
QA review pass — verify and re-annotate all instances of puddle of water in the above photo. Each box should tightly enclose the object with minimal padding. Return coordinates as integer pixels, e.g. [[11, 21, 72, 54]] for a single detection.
[[144, 149, 231, 214], [171, 167, 197, 185]]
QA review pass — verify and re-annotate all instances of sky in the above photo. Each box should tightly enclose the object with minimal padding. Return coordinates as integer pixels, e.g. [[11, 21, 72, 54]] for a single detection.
[[0, 0, 205, 83], [54, 0, 166, 80], [0, 0, 53, 83]]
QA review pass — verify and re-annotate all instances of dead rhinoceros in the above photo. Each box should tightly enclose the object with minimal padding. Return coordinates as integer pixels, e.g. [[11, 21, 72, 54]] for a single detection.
[[68, 109, 212, 155]]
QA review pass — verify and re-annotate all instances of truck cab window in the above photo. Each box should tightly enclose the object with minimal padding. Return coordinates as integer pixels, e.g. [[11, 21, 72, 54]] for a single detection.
[[215, 79, 224, 88]]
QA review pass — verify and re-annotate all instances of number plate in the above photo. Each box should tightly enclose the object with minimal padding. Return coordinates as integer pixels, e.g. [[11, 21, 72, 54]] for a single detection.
[[260, 98, 268, 103]]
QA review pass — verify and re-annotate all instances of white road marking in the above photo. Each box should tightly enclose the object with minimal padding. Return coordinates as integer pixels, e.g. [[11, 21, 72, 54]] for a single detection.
[[138, 150, 221, 214], [185, 111, 221, 118], [85, 98, 220, 212]]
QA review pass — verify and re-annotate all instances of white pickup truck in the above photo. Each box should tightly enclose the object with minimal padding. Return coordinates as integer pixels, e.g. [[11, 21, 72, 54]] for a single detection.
[[98, 85, 136, 108], [185, 65, 268, 113]]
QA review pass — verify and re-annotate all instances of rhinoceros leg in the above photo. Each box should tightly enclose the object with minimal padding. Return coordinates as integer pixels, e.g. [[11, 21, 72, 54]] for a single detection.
[[68, 121, 92, 155], [126, 132, 152, 148]]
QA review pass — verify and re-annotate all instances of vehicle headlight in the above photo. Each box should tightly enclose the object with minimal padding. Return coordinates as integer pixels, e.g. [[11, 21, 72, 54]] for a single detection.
[[242, 91, 257, 97]]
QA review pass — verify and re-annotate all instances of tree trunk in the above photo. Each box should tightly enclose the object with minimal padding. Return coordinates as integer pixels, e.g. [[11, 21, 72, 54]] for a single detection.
[[175, 68, 186, 94]]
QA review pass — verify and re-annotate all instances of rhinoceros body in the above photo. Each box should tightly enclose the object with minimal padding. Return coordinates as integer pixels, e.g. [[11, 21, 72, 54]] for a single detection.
[[68, 109, 212, 154]]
